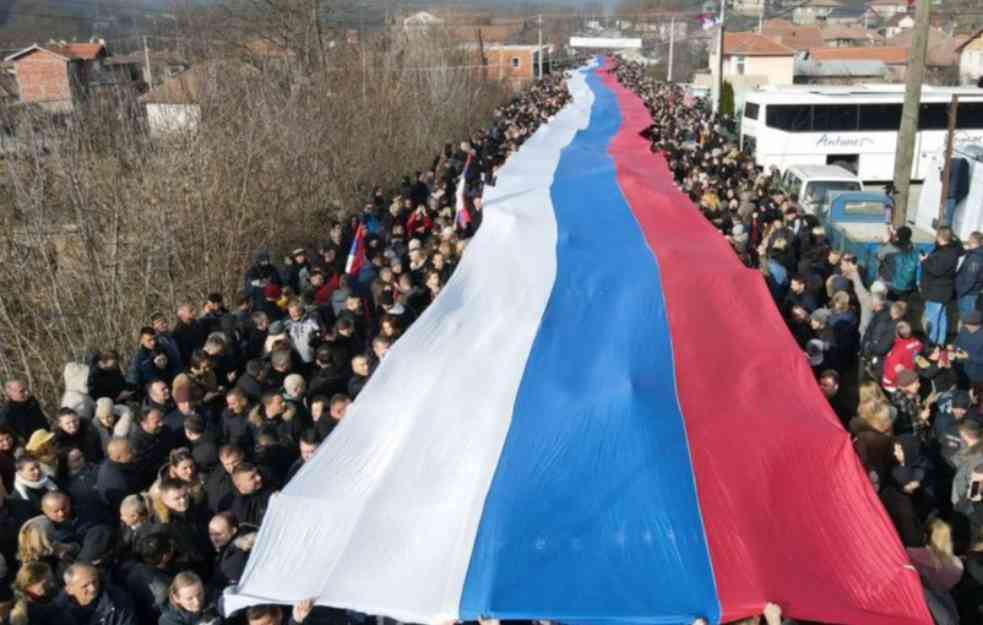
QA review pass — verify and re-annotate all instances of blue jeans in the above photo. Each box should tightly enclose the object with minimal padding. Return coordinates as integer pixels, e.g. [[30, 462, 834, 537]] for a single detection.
[[959, 293, 978, 318], [923, 300, 948, 345]]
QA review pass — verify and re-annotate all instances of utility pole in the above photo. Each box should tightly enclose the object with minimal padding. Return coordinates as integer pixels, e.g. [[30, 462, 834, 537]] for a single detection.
[[538, 14, 544, 80], [143, 35, 153, 86], [890, 0, 932, 227], [714, 0, 727, 114], [667, 15, 675, 82], [758, 0, 765, 33], [938, 94, 960, 225]]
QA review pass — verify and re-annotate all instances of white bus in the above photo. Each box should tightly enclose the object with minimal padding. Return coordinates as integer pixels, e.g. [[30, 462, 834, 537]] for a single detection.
[[740, 85, 983, 182]]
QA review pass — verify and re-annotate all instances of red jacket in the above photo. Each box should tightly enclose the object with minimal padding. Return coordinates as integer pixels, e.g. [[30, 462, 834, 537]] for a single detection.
[[882, 337, 924, 391], [406, 211, 433, 237]]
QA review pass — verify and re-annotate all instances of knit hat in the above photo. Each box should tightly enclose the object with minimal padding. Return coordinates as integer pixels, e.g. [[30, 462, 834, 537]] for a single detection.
[[263, 283, 282, 300], [896, 369, 919, 388]]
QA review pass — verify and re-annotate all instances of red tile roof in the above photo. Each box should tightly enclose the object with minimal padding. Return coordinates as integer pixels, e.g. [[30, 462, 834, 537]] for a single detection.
[[724, 32, 796, 56], [761, 18, 797, 31], [762, 25, 825, 50], [47, 43, 105, 60], [808, 46, 909, 64], [821, 25, 883, 42], [4, 42, 105, 62]]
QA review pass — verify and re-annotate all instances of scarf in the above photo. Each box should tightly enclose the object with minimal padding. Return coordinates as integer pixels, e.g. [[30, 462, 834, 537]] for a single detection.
[[13, 473, 57, 501]]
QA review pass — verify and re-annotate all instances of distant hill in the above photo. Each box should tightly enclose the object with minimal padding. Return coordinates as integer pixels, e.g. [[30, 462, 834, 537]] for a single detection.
[[0, 1, 181, 49]]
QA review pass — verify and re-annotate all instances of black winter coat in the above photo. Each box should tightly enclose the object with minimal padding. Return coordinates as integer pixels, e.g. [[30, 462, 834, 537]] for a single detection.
[[95, 459, 141, 515], [921, 242, 963, 303], [42, 586, 138, 625], [0, 397, 48, 442]]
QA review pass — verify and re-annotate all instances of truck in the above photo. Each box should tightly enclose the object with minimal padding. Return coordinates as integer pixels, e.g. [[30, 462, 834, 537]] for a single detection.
[[818, 192, 935, 284], [781, 164, 865, 215]]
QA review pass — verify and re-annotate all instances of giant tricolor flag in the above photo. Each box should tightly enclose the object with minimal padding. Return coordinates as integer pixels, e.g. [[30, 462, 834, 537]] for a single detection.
[[224, 60, 931, 625]]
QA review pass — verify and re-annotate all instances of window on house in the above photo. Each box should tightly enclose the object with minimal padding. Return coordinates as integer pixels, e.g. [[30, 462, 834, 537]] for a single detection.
[[511, 57, 520, 69], [735, 56, 746, 75]]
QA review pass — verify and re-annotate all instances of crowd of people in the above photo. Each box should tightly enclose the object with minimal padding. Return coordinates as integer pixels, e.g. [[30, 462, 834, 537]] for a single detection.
[[615, 59, 983, 625], [0, 73, 573, 625], [2, 52, 977, 625]]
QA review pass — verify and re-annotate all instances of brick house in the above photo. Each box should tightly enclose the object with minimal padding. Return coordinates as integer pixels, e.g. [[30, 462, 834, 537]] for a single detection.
[[711, 32, 796, 85], [3, 42, 116, 112], [468, 44, 550, 88]]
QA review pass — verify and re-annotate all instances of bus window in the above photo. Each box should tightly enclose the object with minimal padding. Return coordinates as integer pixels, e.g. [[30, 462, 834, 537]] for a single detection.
[[918, 103, 948, 130], [744, 102, 760, 120], [859, 103, 902, 130], [766, 105, 812, 131], [958, 102, 983, 129], [813, 104, 859, 131]]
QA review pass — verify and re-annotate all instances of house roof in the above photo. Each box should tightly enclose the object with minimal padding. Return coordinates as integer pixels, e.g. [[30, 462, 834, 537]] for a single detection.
[[801, 0, 844, 7], [821, 25, 883, 41], [4, 42, 106, 62], [825, 7, 871, 19], [762, 25, 825, 50], [808, 46, 910, 64], [868, 0, 907, 5], [762, 18, 797, 31], [928, 35, 970, 67], [723, 32, 796, 56], [956, 27, 983, 54]]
